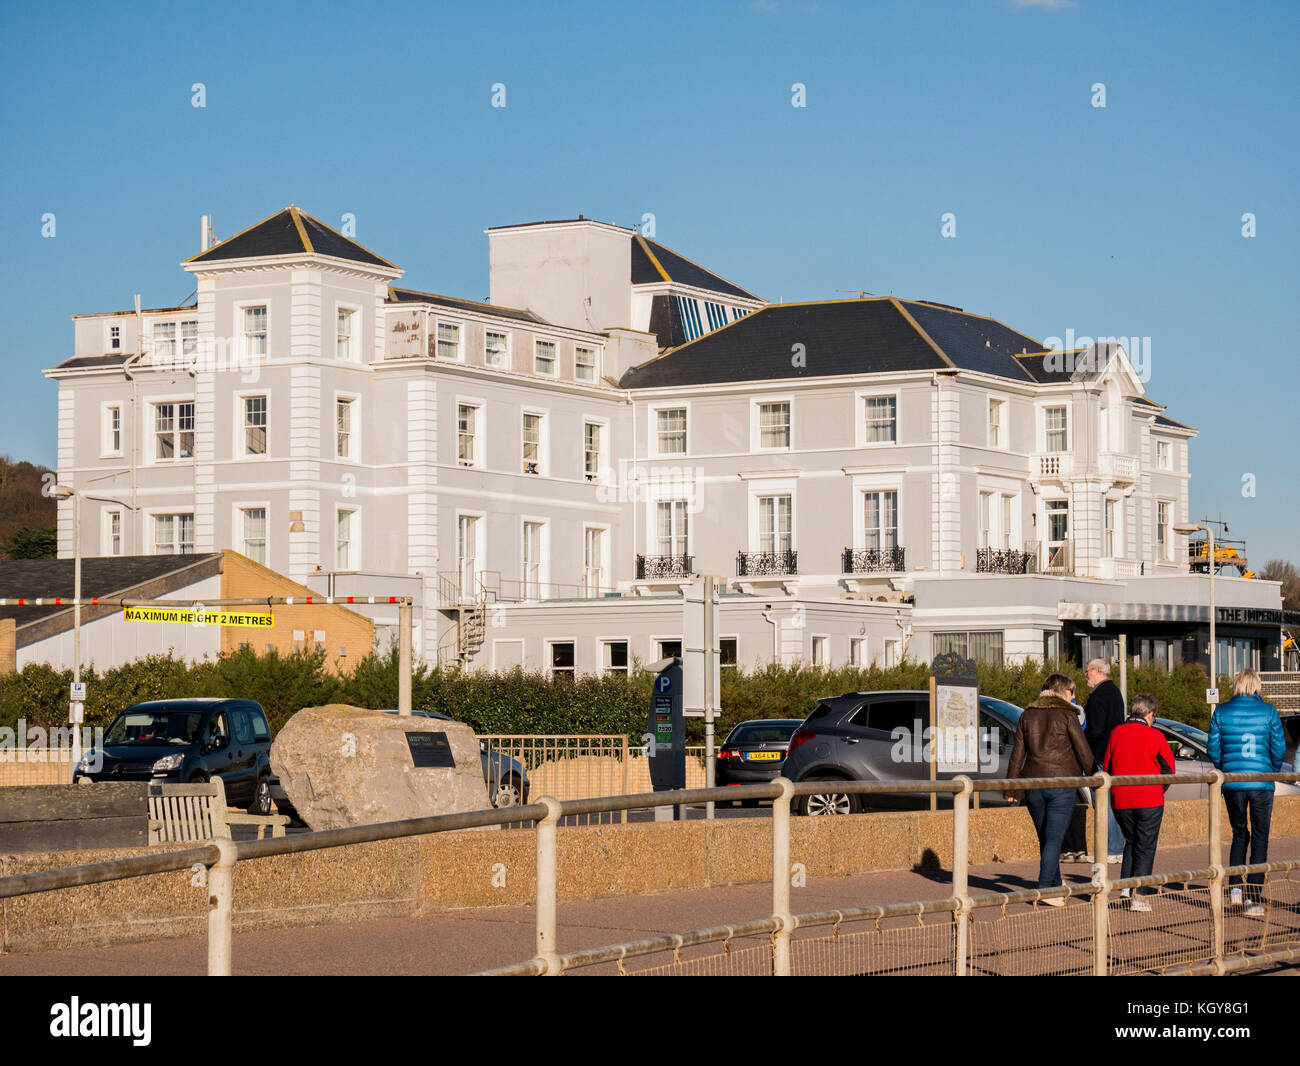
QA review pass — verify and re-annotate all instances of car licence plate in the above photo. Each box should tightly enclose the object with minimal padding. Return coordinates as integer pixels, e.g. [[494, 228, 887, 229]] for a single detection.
[[747, 752, 781, 761]]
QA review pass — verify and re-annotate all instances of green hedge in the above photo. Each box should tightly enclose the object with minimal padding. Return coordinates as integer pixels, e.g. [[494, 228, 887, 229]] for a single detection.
[[0, 648, 1228, 740]]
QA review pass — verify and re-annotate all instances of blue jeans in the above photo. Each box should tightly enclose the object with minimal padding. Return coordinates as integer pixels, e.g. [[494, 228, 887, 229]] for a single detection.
[[1224, 790, 1274, 894], [1096, 763, 1125, 855], [1025, 788, 1075, 889]]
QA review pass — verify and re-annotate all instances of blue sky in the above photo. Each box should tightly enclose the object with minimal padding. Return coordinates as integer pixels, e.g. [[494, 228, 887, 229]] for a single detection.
[[1, 0, 1296, 562]]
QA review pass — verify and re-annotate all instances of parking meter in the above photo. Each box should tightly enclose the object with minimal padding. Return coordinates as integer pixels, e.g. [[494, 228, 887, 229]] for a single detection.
[[647, 657, 685, 819]]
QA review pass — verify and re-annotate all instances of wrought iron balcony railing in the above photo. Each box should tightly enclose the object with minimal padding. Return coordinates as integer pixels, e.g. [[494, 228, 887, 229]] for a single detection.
[[976, 548, 1038, 575], [736, 550, 798, 577], [841, 547, 906, 574], [636, 554, 695, 580]]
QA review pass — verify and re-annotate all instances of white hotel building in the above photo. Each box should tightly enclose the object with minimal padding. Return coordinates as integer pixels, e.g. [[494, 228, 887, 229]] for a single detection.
[[45, 207, 1289, 677]]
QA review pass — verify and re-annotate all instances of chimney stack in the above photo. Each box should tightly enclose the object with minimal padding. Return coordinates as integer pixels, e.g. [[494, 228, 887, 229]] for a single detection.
[[200, 214, 213, 252]]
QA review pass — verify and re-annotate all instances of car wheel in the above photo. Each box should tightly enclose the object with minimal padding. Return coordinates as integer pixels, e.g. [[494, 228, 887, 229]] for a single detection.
[[799, 781, 859, 816], [247, 773, 273, 816], [493, 773, 523, 808]]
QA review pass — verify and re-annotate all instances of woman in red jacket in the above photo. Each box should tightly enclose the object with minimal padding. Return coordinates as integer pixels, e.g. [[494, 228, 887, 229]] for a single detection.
[[1103, 693, 1177, 912]]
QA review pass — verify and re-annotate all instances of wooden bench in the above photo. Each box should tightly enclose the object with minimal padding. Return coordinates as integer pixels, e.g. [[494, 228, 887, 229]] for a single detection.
[[148, 778, 289, 843], [0, 783, 149, 851]]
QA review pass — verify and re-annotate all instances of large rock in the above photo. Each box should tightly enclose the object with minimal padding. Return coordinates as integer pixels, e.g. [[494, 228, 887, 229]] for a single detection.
[[270, 705, 490, 831]]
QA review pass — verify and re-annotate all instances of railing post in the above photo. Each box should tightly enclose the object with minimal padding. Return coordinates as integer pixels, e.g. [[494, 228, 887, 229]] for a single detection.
[[535, 795, 563, 975], [621, 736, 630, 824], [952, 775, 973, 976], [1208, 769, 1225, 972], [1092, 772, 1111, 976], [771, 778, 794, 976], [206, 838, 237, 977]]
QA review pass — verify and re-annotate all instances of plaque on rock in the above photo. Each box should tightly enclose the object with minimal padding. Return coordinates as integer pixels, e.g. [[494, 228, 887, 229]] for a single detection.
[[406, 731, 456, 768]]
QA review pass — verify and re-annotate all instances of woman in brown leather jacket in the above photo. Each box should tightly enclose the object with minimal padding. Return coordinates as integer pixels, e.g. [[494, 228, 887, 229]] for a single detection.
[[1004, 673, 1095, 904]]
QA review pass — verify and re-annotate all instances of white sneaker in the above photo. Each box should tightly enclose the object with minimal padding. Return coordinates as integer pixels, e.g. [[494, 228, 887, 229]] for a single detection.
[[1117, 887, 1131, 899], [1130, 898, 1152, 912], [1041, 896, 1067, 908], [1245, 902, 1265, 918], [1229, 887, 1243, 907], [1107, 854, 1125, 863], [1060, 851, 1078, 862]]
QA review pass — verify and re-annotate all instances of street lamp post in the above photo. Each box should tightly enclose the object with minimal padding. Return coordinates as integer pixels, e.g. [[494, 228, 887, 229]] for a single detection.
[[1175, 522, 1216, 701]]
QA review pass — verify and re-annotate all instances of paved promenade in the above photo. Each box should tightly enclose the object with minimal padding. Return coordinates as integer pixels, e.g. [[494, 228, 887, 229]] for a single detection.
[[2, 838, 1298, 976]]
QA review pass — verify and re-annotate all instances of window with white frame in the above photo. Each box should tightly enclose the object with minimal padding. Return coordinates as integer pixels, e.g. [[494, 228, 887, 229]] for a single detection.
[[457, 404, 480, 466], [522, 521, 544, 597], [153, 513, 194, 554], [242, 306, 267, 359], [757, 495, 793, 554], [1157, 501, 1172, 561], [485, 330, 509, 368], [979, 491, 992, 549], [336, 509, 357, 570], [863, 395, 897, 443], [336, 398, 355, 459], [862, 490, 898, 550], [522, 412, 543, 473], [549, 642, 576, 681], [181, 320, 197, 358], [153, 402, 194, 460], [103, 405, 122, 456], [243, 396, 267, 455], [583, 421, 601, 480], [435, 321, 461, 361], [337, 308, 357, 360], [1104, 498, 1120, 557], [602, 640, 629, 675], [811, 635, 827, 667], [656, 500, 689, 557], [109, 325, 121, 350], [933, 631, 1005, 664], [106, 511, 122, 556], [1001, 494, 1014, 550], [1044, 406, 1068, 452], [457, 513, 479, 591], [1046, 498, 1069, 565], [242, 507, 267, 565], [152, 322, 176, 361], [584, 527, 606, 593], [533, 339, 557, 375], [988, 398, 1006, 448], [656, 408, 687, 455], [757, 401, 791, 449], [721, 638, 738, 670], [575, 346, 596, 381], [1156, 440, 1172, 470], [849, 637, 865, 667]]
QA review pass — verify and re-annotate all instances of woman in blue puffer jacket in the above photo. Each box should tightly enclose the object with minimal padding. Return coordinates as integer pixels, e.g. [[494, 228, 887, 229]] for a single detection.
[[1207, 668, 1287, 916]]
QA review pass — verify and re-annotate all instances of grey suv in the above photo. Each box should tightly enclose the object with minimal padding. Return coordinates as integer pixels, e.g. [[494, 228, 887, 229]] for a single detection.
[[782, 690, 1023, 815]]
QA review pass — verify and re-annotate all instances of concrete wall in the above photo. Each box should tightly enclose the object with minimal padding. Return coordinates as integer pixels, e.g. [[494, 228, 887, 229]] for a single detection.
[[4, 796, 1297, 954]]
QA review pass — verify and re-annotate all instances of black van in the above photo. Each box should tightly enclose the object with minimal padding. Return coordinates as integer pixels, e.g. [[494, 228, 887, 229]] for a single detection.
[[74, 698, 275, 814]]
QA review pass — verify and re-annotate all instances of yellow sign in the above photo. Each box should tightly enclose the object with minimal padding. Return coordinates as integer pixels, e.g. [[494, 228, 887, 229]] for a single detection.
[[122, 607, 274, 628]]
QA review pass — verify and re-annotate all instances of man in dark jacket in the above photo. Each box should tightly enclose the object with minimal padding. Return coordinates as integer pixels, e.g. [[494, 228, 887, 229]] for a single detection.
[[1005, 673, 1095, 904], [1208, 668, 1287, 917], [1104, 693, 1177, 912], [1083, 659, 1126, 862]]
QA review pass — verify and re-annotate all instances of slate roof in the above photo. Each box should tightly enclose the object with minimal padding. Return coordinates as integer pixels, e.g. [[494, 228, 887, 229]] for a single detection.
[[619, 298, 951, 389], [631, 234, 758, 300], [898, 301, 1041, 381], [386, 288, 548, 325], [1154, 413, 1196, 431], [185, 206, 397, 269], [49, 352, 135, 372], [0, 554, 222, 633]]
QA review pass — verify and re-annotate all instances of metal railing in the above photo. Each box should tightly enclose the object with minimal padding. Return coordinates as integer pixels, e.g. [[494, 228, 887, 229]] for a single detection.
[[635, 554, 695, 580], [975, 547, 1037, 575], [737, 550, 797, 577], [1, 769, 1298, 976], [841, 547, 906, 574]]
